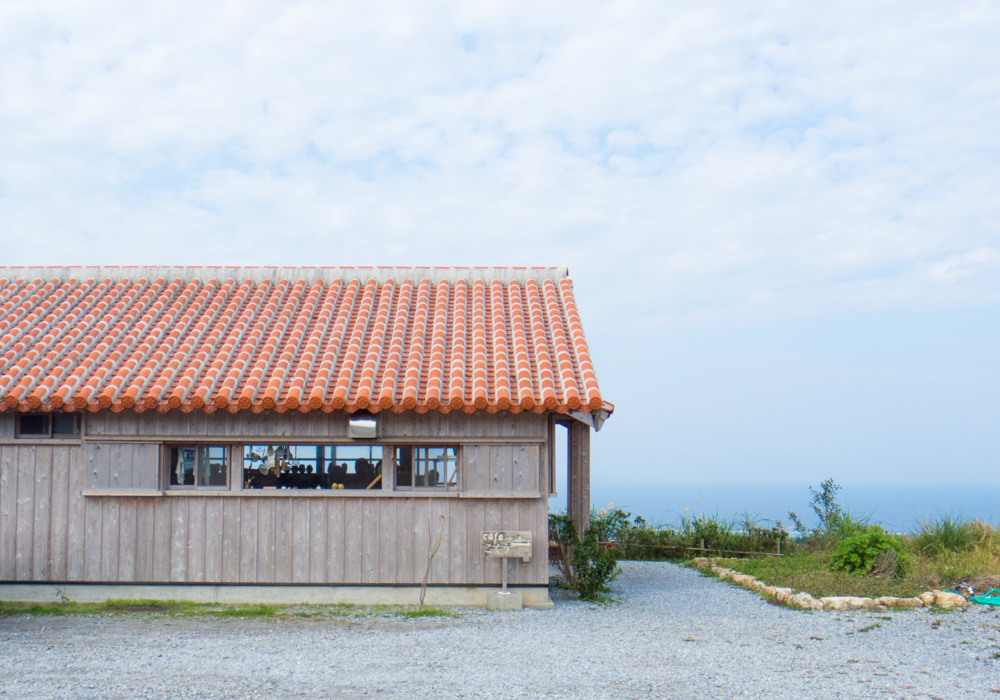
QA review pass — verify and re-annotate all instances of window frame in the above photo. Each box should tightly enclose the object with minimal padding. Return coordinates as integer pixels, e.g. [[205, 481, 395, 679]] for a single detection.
[[15, 413, 82, 439], [164, 444, 230, 490]]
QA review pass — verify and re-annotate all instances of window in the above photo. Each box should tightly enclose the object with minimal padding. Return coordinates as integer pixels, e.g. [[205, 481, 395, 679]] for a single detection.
[[243, 444, 383, 490], [168, 446, 228, 488], [16, 413, 81, 438], [395, 446, 458, 490]]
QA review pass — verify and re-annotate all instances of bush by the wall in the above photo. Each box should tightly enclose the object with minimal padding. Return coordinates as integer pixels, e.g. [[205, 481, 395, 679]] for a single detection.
[[549, 513, 621, 600]]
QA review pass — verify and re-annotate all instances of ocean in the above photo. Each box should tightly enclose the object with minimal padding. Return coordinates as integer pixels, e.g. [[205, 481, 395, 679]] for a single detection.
[[550, 482, 1000, 534]]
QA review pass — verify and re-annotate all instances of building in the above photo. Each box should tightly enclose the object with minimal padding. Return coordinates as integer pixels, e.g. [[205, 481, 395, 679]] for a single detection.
[[0, 266, 610, 608]]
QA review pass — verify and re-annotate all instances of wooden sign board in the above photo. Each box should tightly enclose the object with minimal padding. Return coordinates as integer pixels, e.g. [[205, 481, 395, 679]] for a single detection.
[[481, 531, 532, 563]]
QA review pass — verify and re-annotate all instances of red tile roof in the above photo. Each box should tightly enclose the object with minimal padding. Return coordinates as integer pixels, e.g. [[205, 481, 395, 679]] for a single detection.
[[0, 267, 609, 416]]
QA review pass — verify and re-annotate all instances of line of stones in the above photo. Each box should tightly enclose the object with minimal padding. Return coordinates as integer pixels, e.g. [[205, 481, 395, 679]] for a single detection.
[[691, 557, 968, 611]]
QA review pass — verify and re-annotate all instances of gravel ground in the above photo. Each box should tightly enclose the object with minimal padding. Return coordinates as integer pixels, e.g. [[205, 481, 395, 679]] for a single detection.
[[2, 561, 999, 699]]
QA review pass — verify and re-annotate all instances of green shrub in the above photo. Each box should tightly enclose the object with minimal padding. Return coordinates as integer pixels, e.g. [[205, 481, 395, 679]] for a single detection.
[[915, 515, 975, 555], [830, 529, 909, 578], [549, 513, 621, 600]]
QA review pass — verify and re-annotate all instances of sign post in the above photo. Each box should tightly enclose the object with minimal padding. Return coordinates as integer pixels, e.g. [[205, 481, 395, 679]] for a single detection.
[[481, 531, 532, 610]]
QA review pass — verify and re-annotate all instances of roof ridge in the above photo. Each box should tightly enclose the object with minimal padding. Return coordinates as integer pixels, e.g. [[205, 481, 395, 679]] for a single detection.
[[0, 266, 570, 284]]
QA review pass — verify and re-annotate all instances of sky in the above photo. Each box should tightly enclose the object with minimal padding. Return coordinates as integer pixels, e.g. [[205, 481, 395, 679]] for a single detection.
[[1, 1, 998, 486]]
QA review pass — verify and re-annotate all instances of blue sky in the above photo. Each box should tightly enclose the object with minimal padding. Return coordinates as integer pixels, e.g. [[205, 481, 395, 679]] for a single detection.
[[1, 1, 998, 485]]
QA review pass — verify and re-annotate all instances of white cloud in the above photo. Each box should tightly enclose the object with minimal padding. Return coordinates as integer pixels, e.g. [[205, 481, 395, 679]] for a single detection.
[[2, 0, 999, 484]]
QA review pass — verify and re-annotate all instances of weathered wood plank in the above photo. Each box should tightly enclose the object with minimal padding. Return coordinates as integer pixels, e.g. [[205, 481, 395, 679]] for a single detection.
[[501, 499, 519, 584], [482, 501, 502, 584], [464, 498, 484, 585], [412, 498, 428, 587], [448, 499, 465, 585], [429, 498, 449, 584], [308, 499, 327, 583], [222, 497, 240, 582], [378, 499, 395, 584], [527, 498, 548, 584], [135, 499, 154, 582], [395, 498, 413, 583], [66, 448, 86, 581], [273, 498, 292, 583], [15, 446, 36, 579], [132, 444, 160, 490], [0, 415, 14, 439], [151, 497, 171, 581], [169, 498, 188, 581], [100, 499, 120, 582], [490, 445, 512, 491], [86, 443, 104, 489], [204, 498, 223, 583], [185, 498, 206, 583], [291, 497, 310, 584], [31, 447, 52, 581], [326, 498, 345, 583], [83, 487, 103, 581], [256, 498, 275, 582], [117, 498, 137, 582], [513, 445, 538, 492], [0, 447, 16, 580], [48, 448, 70, 581], [239, 498, 258, 583], [361, 499, 378, 584], [463, 446, 486, 491], [343, 499, 362, 583], [109, 443, 126, 489]]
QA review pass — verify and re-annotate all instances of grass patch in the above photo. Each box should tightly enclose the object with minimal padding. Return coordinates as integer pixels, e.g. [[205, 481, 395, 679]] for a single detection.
[[714, 552, 927, 598], [0, 600, 458, 620], [914, 514, 976, 556]]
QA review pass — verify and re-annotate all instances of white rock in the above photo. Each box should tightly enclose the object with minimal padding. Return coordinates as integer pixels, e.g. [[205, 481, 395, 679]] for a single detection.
[[932, 590, 968, 609], [787, 592, 823, 610], [878, 596, 923, 609], [821, 596, 874, 611], [773, 587, 793, 603]]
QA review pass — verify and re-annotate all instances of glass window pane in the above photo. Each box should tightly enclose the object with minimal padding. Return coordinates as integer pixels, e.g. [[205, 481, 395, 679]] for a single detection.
[[399, 446, 456, 489], [199, 446, 228, 486], [18, 415, 49, 436], [395, 447, 412, 487], [51, 414, 79, 436], [242, 444, 381, 490], [170, 447, 196, 486]]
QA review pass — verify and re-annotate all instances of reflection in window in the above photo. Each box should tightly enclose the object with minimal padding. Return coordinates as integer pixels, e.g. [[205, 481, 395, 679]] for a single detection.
[[243, 444, 383, 490], [169, 446, 228, 488], [395, 447, 458, 489]]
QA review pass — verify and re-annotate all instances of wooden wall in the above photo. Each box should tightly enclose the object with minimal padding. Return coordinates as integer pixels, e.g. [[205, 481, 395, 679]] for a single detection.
[[0, 410, 553, 586], [85, 409, 548, 441]]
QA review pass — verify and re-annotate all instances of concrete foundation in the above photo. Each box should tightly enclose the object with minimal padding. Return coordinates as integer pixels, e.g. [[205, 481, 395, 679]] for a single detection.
[[487, 590, 523, 611], [0, 583, 554, 610]]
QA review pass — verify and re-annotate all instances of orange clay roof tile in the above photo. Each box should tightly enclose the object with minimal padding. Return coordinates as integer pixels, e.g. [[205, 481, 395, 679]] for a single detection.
[[0, 266, 609, 417]]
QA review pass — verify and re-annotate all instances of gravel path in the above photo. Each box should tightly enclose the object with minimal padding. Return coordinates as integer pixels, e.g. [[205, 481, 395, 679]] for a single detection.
[[2, 561, 999, 698]]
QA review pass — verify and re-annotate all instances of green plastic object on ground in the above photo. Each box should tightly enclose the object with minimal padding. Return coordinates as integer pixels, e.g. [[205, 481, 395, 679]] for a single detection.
[[971, 589, 1000, 606]]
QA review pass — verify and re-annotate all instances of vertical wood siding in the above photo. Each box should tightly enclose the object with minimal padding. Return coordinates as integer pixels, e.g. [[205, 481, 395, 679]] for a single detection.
[[0, 409, 553, 586]]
